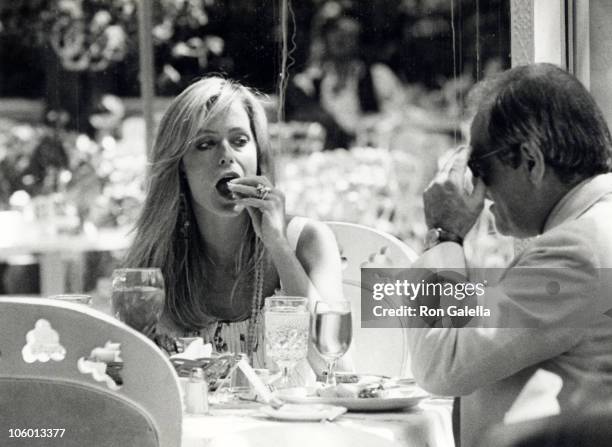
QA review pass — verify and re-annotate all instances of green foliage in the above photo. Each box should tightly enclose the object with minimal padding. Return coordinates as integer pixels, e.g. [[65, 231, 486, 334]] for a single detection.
[[0, 0, 222, 79]]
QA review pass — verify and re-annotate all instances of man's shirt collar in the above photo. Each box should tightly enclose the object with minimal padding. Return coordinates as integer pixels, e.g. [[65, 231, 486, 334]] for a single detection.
[[544, 173, 612, 232]]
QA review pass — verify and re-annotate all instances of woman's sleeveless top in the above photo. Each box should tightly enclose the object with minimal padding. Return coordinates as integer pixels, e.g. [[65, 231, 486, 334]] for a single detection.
[[167, 217, 312, 374]]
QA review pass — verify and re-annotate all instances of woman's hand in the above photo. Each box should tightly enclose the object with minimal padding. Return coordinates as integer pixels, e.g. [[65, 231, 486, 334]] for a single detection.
[[227, 176, 287, 248]]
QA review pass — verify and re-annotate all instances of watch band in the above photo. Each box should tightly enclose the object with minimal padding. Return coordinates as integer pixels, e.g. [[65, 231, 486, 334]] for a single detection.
[[437, 228, 464, 245], [425, 227, 464, 250]]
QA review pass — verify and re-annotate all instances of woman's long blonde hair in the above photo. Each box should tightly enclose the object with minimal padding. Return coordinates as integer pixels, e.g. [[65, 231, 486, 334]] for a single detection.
[[124, 76, 273, 330]]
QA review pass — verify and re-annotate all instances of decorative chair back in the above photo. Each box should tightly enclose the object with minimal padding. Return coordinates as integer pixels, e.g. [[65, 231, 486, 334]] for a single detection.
[[325, 222, 418, 377], [0, 297, 182, 447]]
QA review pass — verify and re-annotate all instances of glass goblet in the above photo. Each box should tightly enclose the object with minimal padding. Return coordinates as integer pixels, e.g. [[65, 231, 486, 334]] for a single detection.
[[264, 296, 310, 389], [111, 268, 165, 337]]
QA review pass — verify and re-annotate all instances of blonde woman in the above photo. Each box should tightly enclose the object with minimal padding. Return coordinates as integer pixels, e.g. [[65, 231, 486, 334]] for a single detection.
[[124, 77, 347, 379]]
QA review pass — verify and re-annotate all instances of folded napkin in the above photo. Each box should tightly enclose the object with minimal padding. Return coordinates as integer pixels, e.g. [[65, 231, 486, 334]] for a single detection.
[[170, 338, 213, 360], [504, 369, 563, 424], [171, 342, 282, 406], [234, 358, 282, 407]]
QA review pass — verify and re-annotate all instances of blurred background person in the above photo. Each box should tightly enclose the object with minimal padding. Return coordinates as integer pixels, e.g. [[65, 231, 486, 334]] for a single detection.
[[285, 1, 404, 150]]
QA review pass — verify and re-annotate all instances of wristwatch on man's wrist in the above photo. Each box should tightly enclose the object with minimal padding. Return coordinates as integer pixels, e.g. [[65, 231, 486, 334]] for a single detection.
[[424, 227, 464, 250]]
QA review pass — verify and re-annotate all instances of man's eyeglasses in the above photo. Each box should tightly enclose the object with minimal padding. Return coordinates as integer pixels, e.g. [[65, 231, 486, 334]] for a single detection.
[[467, 147, 512, 180]]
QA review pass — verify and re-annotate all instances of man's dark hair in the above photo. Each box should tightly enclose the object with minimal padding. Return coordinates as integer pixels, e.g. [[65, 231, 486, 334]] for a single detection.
[[475, 63, 612, 183]]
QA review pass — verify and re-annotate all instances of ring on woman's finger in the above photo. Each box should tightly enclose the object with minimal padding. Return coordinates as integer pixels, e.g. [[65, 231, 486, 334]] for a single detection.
[[256, 183, 272, 199]]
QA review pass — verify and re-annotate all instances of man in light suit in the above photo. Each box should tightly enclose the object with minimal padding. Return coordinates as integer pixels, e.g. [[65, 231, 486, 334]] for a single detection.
[[408, 63, 612, 447]]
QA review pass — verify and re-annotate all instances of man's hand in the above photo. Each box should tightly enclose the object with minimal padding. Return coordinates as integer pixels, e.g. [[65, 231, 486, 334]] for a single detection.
[[424, 146, 486, 238]]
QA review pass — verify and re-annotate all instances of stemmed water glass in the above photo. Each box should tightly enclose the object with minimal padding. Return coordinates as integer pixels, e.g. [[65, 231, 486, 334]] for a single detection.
[[111, 268, 165, 337], [311, 300, 352, 386], [264, 296, 310, 389]]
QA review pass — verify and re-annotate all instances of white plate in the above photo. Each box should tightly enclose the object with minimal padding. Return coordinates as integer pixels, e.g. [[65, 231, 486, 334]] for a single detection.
[[260, 404, 347, 421], [276, 387, 429, 412]]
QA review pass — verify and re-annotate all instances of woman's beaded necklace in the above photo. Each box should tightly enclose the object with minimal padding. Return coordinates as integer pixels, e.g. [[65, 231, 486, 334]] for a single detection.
[[178, 188, 266, 361], [246, 252, 266, 361], [209, 243, 265, 363]]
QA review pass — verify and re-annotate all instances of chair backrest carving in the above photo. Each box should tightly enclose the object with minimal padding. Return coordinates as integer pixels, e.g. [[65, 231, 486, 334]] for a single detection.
[[0, 297, 182, 447], [325, 222, 418, 377]]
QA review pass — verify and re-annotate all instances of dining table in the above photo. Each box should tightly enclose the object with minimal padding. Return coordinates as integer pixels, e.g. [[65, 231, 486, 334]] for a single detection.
[[181, 397, 455, 447], [0, 211, 131, 295]]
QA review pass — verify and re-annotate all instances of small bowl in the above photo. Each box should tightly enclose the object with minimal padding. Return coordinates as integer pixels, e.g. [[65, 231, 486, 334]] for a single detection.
[[170, 353, 241, 390]]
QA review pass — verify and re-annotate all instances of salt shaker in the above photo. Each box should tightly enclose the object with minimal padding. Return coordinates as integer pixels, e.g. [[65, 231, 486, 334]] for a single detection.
[[185, 367, 209, 414]]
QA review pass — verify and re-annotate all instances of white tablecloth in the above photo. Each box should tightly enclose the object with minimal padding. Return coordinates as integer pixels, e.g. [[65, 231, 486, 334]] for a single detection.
[[182, 398, 454, 447]]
